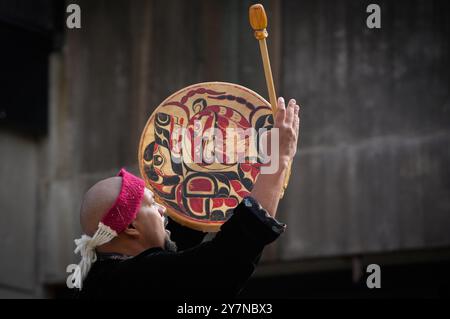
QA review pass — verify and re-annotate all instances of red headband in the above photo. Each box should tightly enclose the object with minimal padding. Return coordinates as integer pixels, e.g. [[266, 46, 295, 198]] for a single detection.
[[68, 168, 146, 289], [101, 168, 146, 234]]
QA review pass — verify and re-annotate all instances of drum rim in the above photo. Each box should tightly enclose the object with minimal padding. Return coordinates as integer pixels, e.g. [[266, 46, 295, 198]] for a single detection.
[[138, 81, 271, 232]]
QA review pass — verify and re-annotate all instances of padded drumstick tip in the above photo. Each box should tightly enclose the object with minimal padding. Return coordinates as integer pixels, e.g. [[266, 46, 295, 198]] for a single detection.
[[249, 4, 268, 31]]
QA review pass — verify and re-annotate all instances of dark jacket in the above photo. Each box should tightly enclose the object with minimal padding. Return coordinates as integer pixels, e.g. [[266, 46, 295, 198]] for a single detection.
[[77, 197, 285, 299]]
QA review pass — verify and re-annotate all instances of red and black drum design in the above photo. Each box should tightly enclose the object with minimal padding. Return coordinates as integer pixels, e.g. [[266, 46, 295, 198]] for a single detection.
[[139, 82, 273, 232]]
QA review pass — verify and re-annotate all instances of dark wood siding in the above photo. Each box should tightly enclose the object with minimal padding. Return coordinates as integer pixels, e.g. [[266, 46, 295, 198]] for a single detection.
[[63, 0, 450, 261]]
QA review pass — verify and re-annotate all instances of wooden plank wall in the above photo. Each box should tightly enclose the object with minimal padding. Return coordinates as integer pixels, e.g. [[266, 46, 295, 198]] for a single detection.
[[1, 0, 447, 292], [279, 0, 450, 259]]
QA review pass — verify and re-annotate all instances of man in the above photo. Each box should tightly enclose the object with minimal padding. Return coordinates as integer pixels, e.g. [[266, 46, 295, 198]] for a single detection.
[[67, 97, 300, 298]]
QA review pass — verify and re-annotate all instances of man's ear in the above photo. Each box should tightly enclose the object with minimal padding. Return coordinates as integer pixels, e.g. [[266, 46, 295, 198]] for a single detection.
[[123, 222, 140, 237]]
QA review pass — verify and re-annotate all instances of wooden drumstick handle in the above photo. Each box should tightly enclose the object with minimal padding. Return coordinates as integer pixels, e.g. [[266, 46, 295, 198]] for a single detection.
[[249, 3, 292, 198]]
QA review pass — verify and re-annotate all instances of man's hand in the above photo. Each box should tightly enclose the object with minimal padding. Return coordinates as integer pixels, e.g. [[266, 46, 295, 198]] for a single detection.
[[274, 97, 300, 166], [250, 96, 301, 218]]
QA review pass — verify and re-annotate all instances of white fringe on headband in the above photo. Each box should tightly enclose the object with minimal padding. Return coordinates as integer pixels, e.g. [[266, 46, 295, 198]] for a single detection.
[[67, 222, 117, 289]]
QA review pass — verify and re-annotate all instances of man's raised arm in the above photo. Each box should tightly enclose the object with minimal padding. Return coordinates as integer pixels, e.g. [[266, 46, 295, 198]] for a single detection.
[[250, 97, 300, 217]]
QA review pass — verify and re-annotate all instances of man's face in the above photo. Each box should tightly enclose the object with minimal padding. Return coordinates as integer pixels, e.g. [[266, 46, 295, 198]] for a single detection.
[[133, 188, 176, 251]]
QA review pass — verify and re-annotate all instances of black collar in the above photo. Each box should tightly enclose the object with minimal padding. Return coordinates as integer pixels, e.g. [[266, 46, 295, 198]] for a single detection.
[[96, 247, 165, 261], [96, 252, 133, 261]]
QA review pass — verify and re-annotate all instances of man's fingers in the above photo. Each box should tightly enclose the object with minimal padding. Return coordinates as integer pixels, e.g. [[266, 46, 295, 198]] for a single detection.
[[275, 97, 286, 126], [286, 99, 296, 126], [294, 104, 300, 137]]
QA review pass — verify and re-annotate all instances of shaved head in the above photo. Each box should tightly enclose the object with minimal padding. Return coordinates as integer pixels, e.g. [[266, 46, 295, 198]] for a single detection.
[[80, 176, 122, 236], [78, 173, 176, 256]]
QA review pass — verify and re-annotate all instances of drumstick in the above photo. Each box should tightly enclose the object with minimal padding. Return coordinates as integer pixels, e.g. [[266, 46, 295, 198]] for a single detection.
[[249, 3, 292, 198], [249, 4, 277, 112]]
